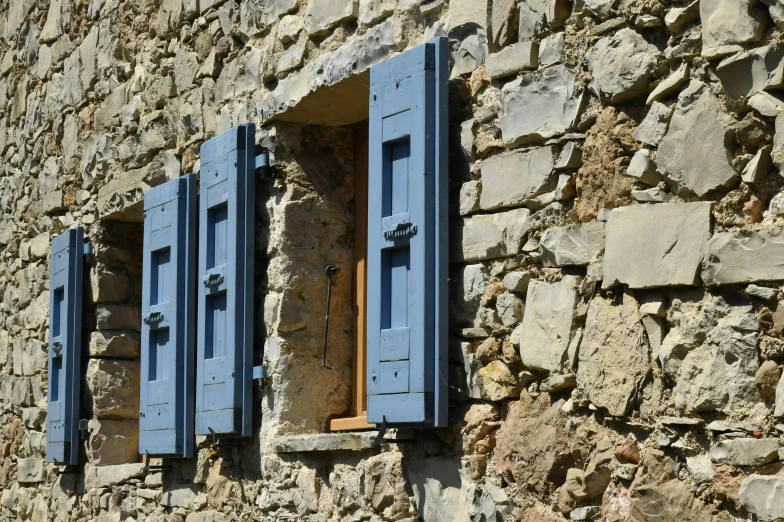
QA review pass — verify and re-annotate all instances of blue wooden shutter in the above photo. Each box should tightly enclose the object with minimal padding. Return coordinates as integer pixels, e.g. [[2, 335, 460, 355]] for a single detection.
[[366, 38, 449, 427], [139, 174, 197, 457], [196, 125, 255, 437], [47, 227, 88, 465]]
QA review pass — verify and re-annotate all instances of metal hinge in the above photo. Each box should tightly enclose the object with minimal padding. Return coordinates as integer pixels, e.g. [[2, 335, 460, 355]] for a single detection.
[[78, 419, 90, 440], [253, 365, 269, 389]]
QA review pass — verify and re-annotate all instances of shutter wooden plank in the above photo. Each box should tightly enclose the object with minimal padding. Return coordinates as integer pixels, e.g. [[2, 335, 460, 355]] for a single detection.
[[366, 37, 448, 427], [47, 227, 87, 465], [139, 174, 196, 458], [196, 124, 255, 437]]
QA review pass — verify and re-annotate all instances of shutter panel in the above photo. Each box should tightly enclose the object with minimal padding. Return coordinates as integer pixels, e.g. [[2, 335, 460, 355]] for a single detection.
[[366, 37, 449, 427], [47, 227, 88, 465], [196, 124, 255, 437], [139, 174, 197, 457]]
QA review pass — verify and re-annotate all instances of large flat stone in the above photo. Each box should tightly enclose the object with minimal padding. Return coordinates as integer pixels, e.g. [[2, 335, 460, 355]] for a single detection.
[[603, 202, 712, 289], [83, 463, 145, 490], [701, 0, 765, 57], [710, 438, 780, 466], [17, 458, 45, 483], [657, 82, 737, 197], [273, 432, 378, 452], [86, 358, 140, 420], [485, 41, 538, 79], [633, 102, 673, 146], [513, 276, 580, 372], [499, 64, 582, 147], [304, 0, 357, 35], [702, 229, 784, 285], [454, 208, 531, 262], [479, 147, 556, 210], [587, 28, 661, 104], [739, 475, 784, 521], [540, 222, 605, 267], [87, 418, 139, 465], [715, 44, 784, 100], [577, 293, 649, 416], [518, 0, 570, 39]]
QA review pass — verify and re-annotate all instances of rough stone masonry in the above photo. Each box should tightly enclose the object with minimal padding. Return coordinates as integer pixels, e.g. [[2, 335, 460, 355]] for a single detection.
[[4, 0, 784, 521]]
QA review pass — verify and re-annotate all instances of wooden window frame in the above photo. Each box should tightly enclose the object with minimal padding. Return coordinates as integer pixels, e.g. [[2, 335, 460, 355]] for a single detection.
[[329, 122, 374, 432]]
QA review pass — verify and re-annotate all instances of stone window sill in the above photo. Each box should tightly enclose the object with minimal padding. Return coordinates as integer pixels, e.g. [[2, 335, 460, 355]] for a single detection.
[[273, 432, 380, 453]]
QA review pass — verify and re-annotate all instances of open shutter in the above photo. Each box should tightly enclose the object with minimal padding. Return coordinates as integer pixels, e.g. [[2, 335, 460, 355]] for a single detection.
[[366, 37, 449, 427], [196, 125, 255, 437], [47, 227, 88, 465], [139, 174, 197, 457]]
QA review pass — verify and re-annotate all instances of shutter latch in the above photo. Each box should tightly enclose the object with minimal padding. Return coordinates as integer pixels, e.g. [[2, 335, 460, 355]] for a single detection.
[[143, 311, 164, 325], [252, 365, 269, 389], [203, 273, 224, 287], [52, 341, 62, 356], [321, 265, 339, 369], [383, 222, 417, 241]]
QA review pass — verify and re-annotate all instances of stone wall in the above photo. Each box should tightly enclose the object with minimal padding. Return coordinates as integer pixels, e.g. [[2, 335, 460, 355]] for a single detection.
[[3, 0, 784, 521]]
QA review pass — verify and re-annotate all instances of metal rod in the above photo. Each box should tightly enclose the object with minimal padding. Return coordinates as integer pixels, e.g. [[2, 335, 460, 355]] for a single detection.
[[322, 265, 339, 369]]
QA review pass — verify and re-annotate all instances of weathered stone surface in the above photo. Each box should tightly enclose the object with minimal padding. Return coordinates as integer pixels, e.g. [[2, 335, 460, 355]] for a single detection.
[[278, 14, 304, 42], [276, 39, 306, 75], [665, 0, 700, 33], [459, 180, 481, 216], [701, 0, 764, 56], [603, 202, 712, 289], [476, 360, 519, 400], [503, 270, 532, 293], [739, 475, 784, 521], [686, 456, 714, 485], [479, 147, 556, 210], [496, 293, 524, 326], [633, 102, 673, 146], [540, 222, 605, 267], [742, 146, 772, 184], [485, 41, 538, 79], [499, 65, 582, 147], [455, 208, 531, 262], [273, 433, 377, 452], [519, 0, 570, 39], [96, 304, 141, 330], [657, 82, 737, 197], [514, 276, 580, 372], [776, 370, 784, 417], [88, 331, 140, 359], [539, 32, 565, 66], [703, 229, 784, 285], [587, 28, 661, 104], [490, 0, 516, 48], [304, 0, 358, 35], [174, 51, 199, 94], [715, 45, 784, 100], [577, 293, 649, 416], [17, 458, 44, 483], [711, 438, 780, 466], [749, 91, 784, 117], [647, 63, 689, 104], [495, 391, 572, 493], [661, 292, 761, 414], [555, 142, 581, 170], [358, 0, 395, 26], [86, 358, 140, 419], [86, 418, 139, 465], [625, 149, 660, 186], [450, 26, 489, 79], [84, 463, 145, 489]]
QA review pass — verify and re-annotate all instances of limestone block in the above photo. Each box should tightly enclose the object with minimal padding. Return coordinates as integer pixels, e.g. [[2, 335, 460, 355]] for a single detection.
[[459, 180, 481, 216], [450, 27, 488, 78], [85, 358, 140, 419], [278, 14, 304, 43], [79, 26, 98, 94], [294, 468, 319, 515], [633, 102, 673, 146], [686, 456, 714, 485], [88, 331, 141, 359], [156, 0, 182, 36], [658, 81, 737, 195], [540, 222, 605, 267], [476, 360, 518, 401], [495, 293, 523, 326], [479, 147, 556, 210], [17, 458, 45, 483], [647, 62, 689, 105], [715, 45, 784, 100], [503, 270, 532, 293], [764, 0, 784, 30], [484, 41, 538, 79], [84, 463, 145, 489], [81, 134, 113, 190], [701, 0, 764, 56], [603, 202, 712, 289], [86, 418, 139, 465], [742, 147, 772, 184], [703, 229, 784, 285], [514, 276, 579, 372], [452, 264, 489, 327], [625, 149, 660, 186], [22, 339, 47, 377], [632, 187, 671, 203], [304, 0, 358, 35], [96, 305, 141, 330], [749, 91, 784, 117], [455, 208, 530, 262], [710, 438, 780, 466], [90, 265, 131, 304], [499, 65, 582, 147], [578, 293, 649, 416], [276, 39, 306, 75], [174, 51, 200, 94], [30, 233, 49, 259], [664, 0, 699, 33], [490, 0, 517, 48], [739, 475, 784, 521], [538, 32, 565, 66], [446, 0, 489, 29], [519, 0, 570, 39], [587, 28, 661, 104], [40, 0, 63, 42]]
